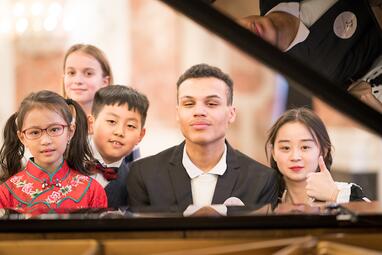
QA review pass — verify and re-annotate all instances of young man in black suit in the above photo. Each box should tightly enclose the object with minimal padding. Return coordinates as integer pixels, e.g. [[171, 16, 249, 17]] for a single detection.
[[127, 64, 279, 215]]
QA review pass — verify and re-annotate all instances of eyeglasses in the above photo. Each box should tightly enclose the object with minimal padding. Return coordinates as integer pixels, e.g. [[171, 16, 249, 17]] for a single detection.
[[22, 124, 68, 140]]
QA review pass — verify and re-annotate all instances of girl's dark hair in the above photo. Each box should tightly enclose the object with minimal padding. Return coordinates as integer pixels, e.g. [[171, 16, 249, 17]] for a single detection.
[[0, 90, 94, 181], [264, 107, 333, 199]]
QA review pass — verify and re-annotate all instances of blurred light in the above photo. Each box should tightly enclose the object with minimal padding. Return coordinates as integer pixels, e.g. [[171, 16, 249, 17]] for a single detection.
[[9, 0, 67, 54], [63, 16, 73, 32], [13, 2, 25, 17], [48, 2, 62, 17], [43, 15, 57, 31], [0, 19, 12, 35], [32, 19, 42, 32], [15, 18, 28, 35], [31, 2, 44, 17]]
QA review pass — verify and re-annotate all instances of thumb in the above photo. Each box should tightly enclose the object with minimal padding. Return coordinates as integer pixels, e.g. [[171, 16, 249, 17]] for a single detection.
[[318, 156, 329, 173]]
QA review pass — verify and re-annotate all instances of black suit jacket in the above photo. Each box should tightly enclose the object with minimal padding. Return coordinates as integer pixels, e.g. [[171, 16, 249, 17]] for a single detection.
[[260, 0, 382, 87], [126, 142, 279, 213]]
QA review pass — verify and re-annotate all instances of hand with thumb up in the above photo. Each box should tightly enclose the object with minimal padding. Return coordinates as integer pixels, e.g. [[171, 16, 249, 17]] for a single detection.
[[306, 156, 339, 202]]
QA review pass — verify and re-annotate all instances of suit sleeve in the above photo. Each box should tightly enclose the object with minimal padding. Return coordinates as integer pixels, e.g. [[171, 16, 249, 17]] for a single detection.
[[350, 184, 370, 202], [126, 161, 150, 208], [257, 169, 280, 209]]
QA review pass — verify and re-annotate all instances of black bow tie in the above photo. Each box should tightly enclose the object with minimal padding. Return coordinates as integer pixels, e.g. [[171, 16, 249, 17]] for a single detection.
[[93, 162, 119, 181]]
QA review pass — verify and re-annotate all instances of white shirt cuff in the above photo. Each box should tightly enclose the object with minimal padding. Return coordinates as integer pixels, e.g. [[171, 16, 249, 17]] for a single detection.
[[335, 182, 352, 203], [183, 204, 227, 217]]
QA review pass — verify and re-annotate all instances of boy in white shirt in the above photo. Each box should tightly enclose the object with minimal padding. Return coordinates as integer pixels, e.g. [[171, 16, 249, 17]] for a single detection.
[[88, 85, 148, 208]]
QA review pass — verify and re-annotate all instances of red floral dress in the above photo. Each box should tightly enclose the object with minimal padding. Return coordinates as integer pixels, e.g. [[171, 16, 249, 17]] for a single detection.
[[0, 160, 107, 213]]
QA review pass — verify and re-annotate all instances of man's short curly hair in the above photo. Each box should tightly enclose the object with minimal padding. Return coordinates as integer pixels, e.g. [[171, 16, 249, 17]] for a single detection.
[[176, 64, 234, 105]]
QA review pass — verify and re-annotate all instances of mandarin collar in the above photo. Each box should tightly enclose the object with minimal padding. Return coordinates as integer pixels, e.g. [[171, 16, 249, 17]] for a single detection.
[[25, 159, 70, 182]]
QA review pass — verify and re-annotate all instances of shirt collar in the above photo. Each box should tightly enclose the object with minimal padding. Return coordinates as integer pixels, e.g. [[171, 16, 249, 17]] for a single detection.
[[89, 136, 123, 168], [267, 2, 310, 52], [285, 20, 310, 51], [182, 144, 227, 179], [26, 159, 69, 182]]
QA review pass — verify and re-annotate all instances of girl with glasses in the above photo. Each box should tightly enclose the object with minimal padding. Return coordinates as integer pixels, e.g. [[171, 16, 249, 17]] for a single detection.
[[0, 90, 107, 213]]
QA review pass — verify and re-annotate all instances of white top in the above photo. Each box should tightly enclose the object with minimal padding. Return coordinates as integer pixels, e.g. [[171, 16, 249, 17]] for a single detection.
[[335, 182, 371, 203], [89, 137, 123, 188], [267, 0, 338, 51], [182, 144, 228, 216], [183, 144, 227, 206]]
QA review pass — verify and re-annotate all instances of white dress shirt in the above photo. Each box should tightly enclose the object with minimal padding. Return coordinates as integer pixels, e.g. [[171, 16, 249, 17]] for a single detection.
[[182, 144, 229, 216], [89, 137, 123, 188]]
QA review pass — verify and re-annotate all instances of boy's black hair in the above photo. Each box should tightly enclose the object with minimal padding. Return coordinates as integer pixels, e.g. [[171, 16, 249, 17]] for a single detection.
[[91, 85, 149, 126]]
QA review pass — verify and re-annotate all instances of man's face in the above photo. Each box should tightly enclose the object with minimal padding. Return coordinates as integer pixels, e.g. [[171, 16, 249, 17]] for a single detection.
[[176, 77, 236, 147]]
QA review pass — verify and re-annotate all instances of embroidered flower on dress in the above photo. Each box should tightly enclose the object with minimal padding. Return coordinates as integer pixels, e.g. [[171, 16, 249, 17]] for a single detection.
[[70, 175, 89, 187], [10, 176, 43, 198], [15, 180, 27, 188], [46, 191, 62, 204], [9, 171, 90, 206], [60, 185, 72, 195], [21, 183, 34, 194], [10, 176, 22, 184], [30, 189, 42, 199]]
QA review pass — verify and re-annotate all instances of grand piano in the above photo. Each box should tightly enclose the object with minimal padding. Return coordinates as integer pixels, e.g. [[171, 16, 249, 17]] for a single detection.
[[1, 1, 382, 254]]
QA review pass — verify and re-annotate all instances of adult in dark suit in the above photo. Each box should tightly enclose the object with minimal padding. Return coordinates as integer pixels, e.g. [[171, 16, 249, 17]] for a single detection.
[[239, 0, 382, 112], [127, 64, 279, 215]]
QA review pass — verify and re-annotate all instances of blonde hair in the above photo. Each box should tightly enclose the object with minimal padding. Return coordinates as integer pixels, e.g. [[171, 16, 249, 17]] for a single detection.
[[62, 44, 114, 97]]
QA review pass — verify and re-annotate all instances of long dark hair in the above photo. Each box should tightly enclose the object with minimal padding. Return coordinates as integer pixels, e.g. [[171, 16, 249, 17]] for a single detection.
[[265, 107, 333, 198], [0, 90, 94, 181]]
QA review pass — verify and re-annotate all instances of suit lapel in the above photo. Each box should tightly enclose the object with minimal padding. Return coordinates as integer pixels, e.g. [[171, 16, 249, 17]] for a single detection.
[[212, 143, 240, 204], [168, 142, 193, 211]]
